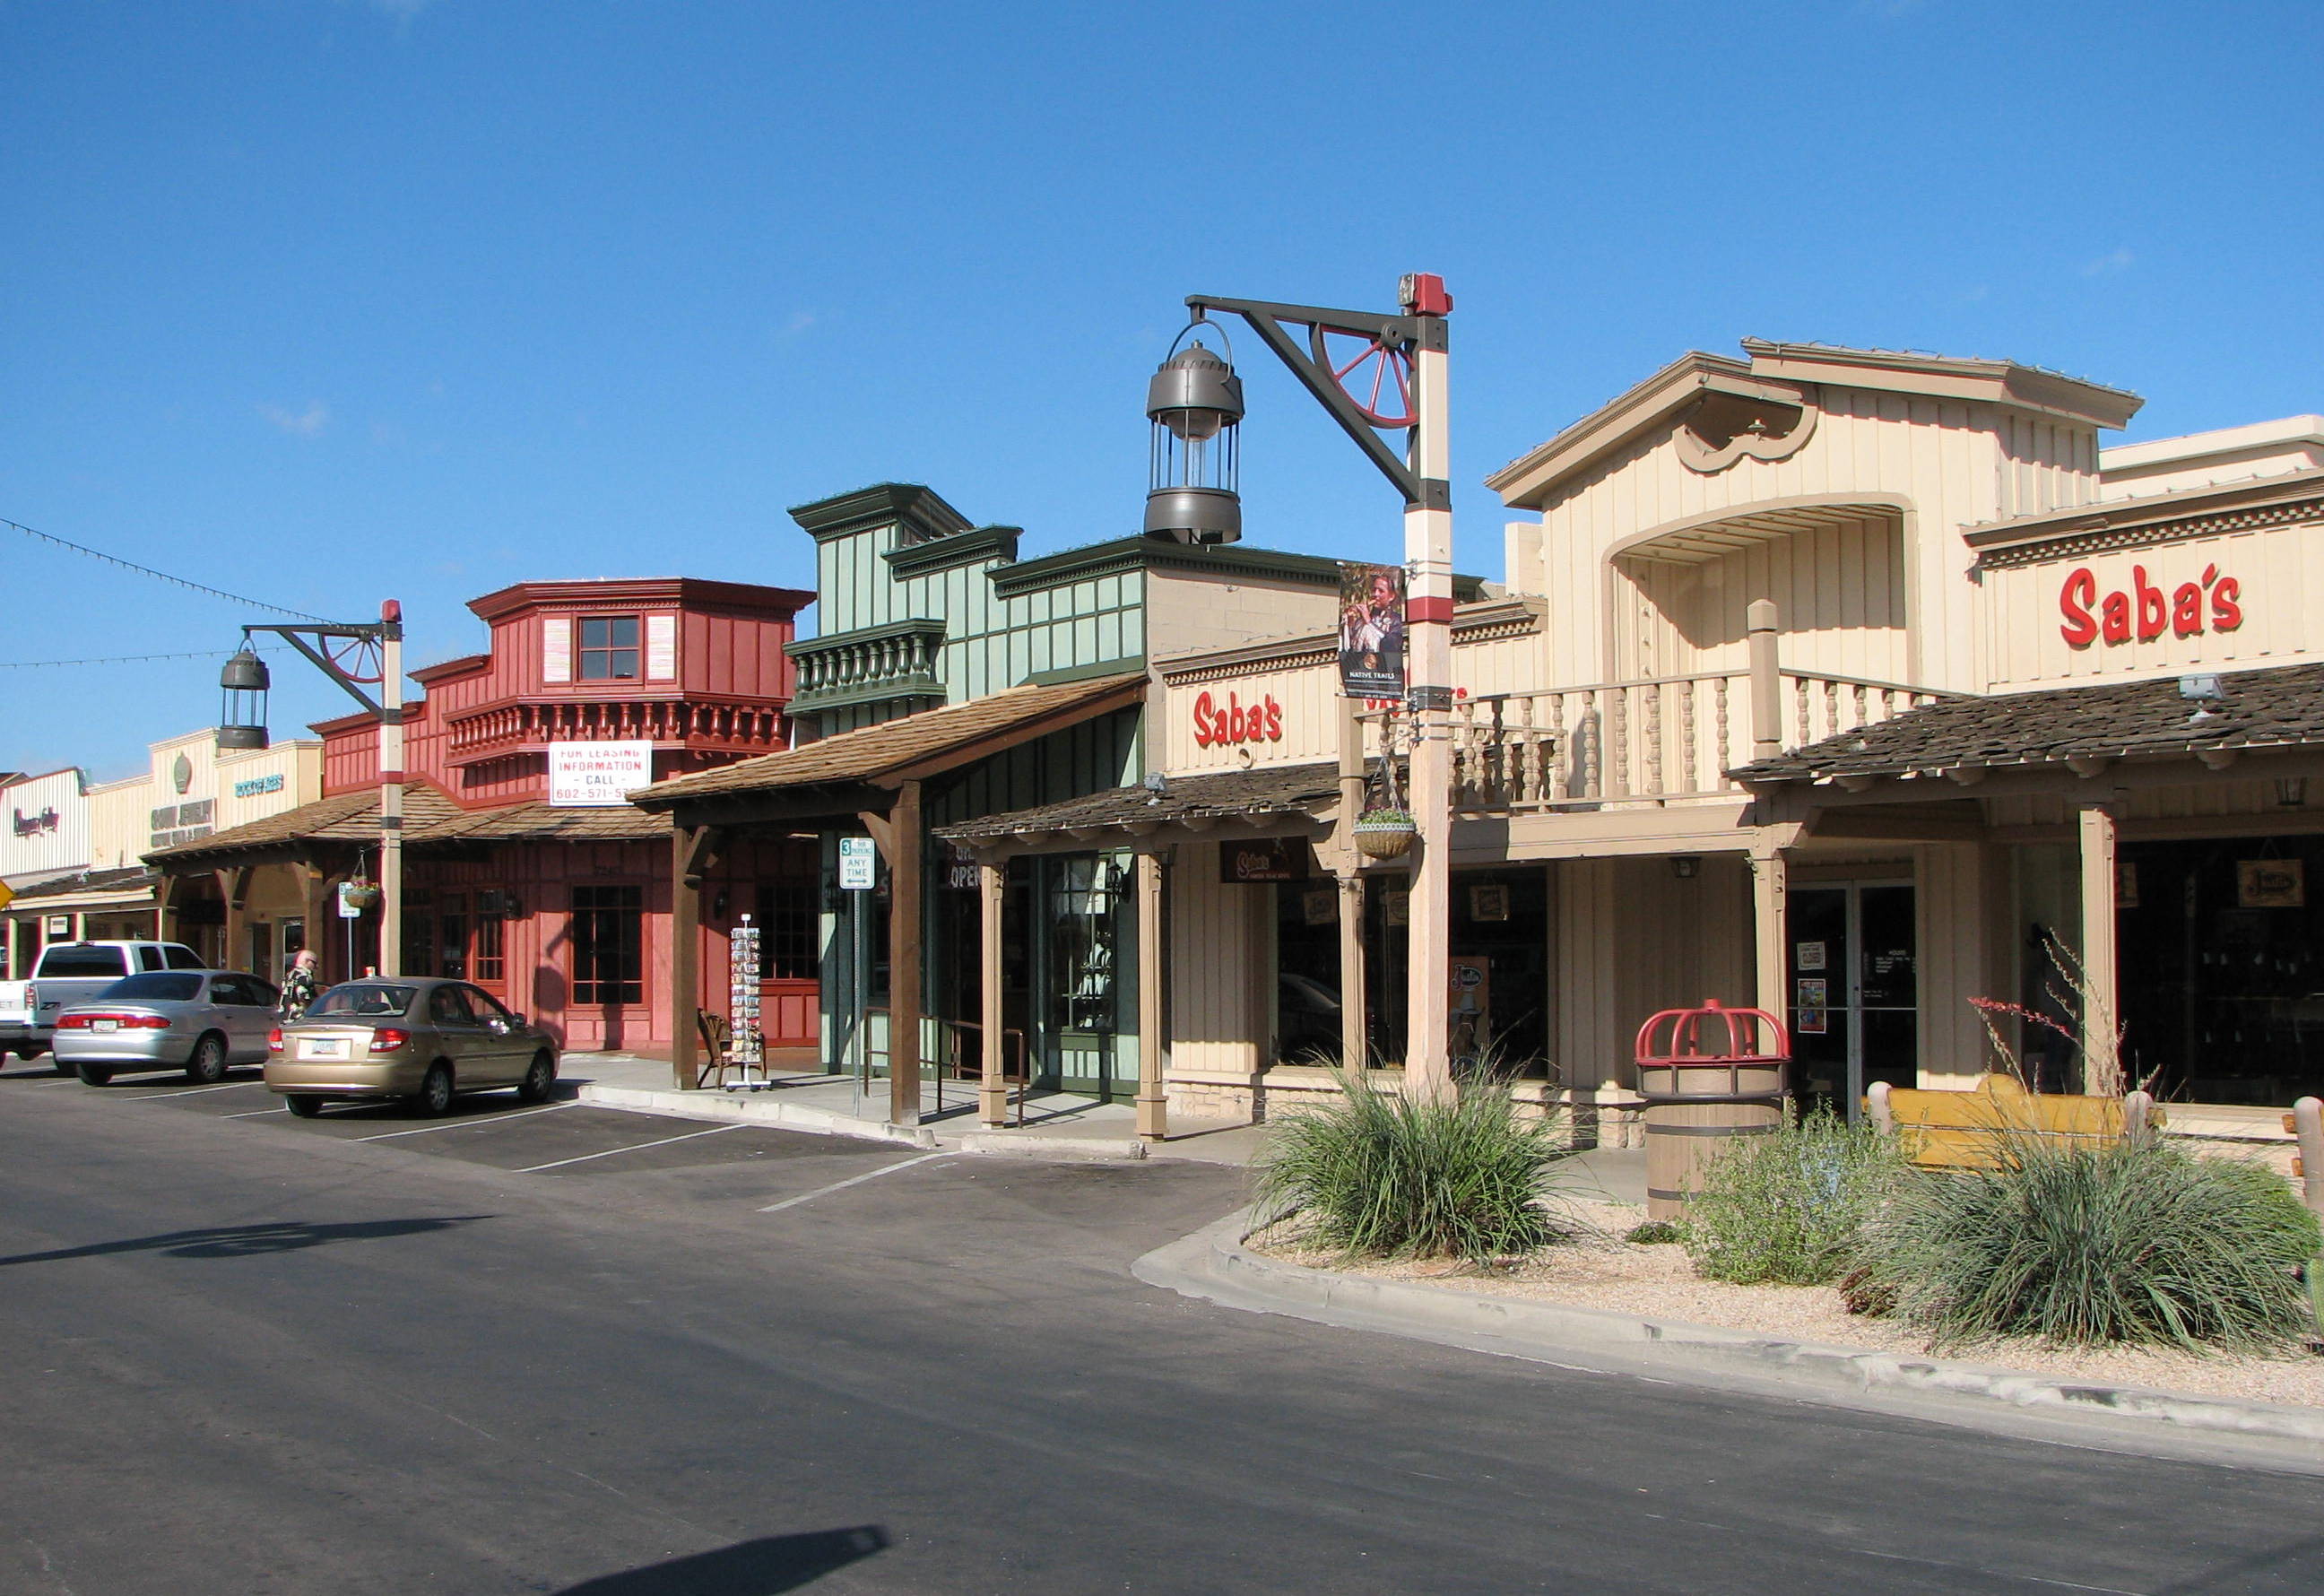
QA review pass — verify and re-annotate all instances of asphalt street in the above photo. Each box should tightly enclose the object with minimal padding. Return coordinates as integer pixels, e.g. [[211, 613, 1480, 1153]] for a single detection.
[[3, 1059, 2321, 1595]]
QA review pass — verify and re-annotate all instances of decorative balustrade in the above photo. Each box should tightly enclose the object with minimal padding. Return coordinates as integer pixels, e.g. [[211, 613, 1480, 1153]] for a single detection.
[[444, 698, 787, 760], [786, 619, 948, 713], [1362, 668, 1950, 812]]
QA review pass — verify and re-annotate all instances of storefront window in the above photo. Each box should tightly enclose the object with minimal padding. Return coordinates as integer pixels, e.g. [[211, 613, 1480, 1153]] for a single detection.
[[2116, 835, 2324, 1106], [572, 885, 644, 1004], [439, 898, 467, 981], [755, 884, 819, 980], [1047, 854, 1123, 1035]]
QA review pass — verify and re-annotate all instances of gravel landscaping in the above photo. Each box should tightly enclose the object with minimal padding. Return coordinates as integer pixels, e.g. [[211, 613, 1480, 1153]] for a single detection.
[[1251, 1199, 2324, 1411]]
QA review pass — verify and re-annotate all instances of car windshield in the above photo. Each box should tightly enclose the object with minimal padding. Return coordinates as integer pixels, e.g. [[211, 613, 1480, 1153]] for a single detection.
[[309, 984, 417, 1019], [37, 946, 130, 977], [97, 973, 204, 1003]]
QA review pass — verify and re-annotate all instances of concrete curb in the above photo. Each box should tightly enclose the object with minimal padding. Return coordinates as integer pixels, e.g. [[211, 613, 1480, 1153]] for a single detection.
[[575, 1082, 941, 1149], [1134, 1212, 2324, 1453], [959, 1132, 1145, 1160]]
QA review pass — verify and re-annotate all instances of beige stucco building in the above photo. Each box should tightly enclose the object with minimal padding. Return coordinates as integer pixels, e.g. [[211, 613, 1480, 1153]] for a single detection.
[[3, 731, 321, 977], [940, 342, 2324, 1158]]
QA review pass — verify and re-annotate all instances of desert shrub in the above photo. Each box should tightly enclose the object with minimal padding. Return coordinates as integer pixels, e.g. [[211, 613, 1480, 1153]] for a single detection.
[[1626, 1220, 1684, 1245], [1254, 1072, 1571, 1262], [1682, 1107, 1904, 1286], [1858, 1136, 2322, 1353]]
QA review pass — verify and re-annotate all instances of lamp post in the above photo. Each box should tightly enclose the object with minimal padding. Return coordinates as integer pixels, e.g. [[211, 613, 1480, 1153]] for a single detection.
[[214, 599, 406, 976], [1169, 274, 1457, 1101]]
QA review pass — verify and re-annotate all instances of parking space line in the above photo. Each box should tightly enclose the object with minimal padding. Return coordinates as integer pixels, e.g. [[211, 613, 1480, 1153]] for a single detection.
[[222, 1106, 290, 1119], [354, 1102, 576, 1141], [119, 1080, 269, 1100], [515, 1123, 743, 1174], [759, 1151, 955, 1212]]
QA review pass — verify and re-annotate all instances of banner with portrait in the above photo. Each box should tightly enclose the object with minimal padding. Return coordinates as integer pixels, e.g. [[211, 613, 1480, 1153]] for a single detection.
[[1338, 560, 1406, 698]]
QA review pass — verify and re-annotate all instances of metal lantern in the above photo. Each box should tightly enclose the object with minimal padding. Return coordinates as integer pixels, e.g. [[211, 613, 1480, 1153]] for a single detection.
[[1144, 326, 1244, 544], [216, 646, 272, 750]]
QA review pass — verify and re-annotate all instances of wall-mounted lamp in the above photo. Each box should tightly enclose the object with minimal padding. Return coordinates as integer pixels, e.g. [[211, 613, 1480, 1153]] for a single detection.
[[2276, 777, 2308, 809], [1670, 856, 1701, 879]]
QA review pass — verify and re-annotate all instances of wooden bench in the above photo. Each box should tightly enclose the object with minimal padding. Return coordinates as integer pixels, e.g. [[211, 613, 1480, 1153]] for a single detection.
[[1869, 1072, 2163, 1171]]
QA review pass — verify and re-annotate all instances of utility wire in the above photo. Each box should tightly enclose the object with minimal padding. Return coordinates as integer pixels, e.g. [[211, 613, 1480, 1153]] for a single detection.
[[5, 513, 330, 622], [0, 645, 286, 671]]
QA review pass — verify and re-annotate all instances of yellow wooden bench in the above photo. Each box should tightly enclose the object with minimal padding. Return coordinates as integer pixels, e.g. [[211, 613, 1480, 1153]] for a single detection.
[[1868, 1072, 2163, 1170]]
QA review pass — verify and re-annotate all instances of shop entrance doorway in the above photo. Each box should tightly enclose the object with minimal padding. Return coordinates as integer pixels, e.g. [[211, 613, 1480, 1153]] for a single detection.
[[1786, 880, 1917, 1117]]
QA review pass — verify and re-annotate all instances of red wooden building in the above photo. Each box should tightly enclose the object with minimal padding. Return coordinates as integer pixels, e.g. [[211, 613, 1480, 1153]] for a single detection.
[[150, 577, 821, 1057]]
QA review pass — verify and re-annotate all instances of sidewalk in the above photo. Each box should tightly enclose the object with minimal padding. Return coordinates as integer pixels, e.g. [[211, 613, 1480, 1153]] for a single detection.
[[559, 1052, 1271, 1164]]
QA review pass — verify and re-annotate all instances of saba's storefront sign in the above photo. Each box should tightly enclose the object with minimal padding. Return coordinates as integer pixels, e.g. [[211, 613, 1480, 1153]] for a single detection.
[[1191, 690, 1283, 748], [2060, 562, 2242, 647]]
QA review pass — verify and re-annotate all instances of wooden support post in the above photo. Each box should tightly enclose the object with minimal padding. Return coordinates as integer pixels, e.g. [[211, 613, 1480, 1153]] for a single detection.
[[2077, 803, 2121, 1096], [2290, 1097, 2323, 1215], [1747, 598, 1782, 760], [977, 859, 1008, 1127], [1338, 872, 1367, 1071], [298, 861, 328, 971], [1750, 839, 1788, 1020], [888, 780, 924, 1128], [1136, 848, 1166, 1141], [216, 867, 251, 972], [670, 824, 723, 1091]]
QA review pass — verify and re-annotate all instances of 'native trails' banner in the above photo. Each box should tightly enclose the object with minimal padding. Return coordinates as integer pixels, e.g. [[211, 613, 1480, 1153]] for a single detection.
[[1338, 561, 1406, 698]]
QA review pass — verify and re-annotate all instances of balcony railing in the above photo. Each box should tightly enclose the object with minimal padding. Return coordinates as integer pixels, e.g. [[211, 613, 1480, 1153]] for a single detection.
[[1364, 667, 1951, 812], [786, 619, 947, 714], [445, 698, 787, 761]]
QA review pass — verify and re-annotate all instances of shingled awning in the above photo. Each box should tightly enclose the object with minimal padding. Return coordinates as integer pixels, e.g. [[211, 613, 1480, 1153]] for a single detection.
[[629, 673, 1146, 812], [1731, 660, 2324, 785], [143, 785, 464, 866], [937, 762, 1340, 843]]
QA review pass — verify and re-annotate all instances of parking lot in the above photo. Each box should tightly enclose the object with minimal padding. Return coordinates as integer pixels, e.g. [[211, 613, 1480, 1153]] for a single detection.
[[0, 1056, 957, 1212]]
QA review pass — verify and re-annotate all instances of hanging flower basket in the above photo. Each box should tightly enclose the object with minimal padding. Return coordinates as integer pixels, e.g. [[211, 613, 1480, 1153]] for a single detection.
[[341, 880, 382, 910], [1353, 808, 1417, 860]]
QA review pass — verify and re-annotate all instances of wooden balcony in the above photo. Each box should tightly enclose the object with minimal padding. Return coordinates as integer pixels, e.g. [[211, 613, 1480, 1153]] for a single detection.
[[786, 620, 947, 715], [1365, 667, 1952, 812], [443, 698, 788, 762]]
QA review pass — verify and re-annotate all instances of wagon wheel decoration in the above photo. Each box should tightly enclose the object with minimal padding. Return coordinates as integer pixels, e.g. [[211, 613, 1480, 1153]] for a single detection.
[[322, 632, 387, 687], [1309, 323, 1417, 429]]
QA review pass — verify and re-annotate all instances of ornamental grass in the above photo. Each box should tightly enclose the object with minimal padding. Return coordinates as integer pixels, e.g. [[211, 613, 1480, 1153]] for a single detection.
[[1253, 1071, 1572, 1263], [1858, 1134, 2322, 1354]]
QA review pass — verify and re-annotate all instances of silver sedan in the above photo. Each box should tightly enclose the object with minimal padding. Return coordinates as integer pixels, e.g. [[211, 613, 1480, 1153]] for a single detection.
[[53, 970, 282, 1087]]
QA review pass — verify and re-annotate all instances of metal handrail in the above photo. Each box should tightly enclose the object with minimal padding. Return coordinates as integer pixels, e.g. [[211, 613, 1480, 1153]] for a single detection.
[[859, 1008, 1030, 1123]]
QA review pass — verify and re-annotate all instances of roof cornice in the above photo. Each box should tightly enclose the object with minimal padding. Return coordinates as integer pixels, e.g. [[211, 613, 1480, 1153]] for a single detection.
[[882, 524, 1020, 578], [467, 577, 812, 622], [987, 537, 1348, 598], [1967, 467, 2324, 568], [1487, 351, 1763, 507], [787, 482, 974, 545]]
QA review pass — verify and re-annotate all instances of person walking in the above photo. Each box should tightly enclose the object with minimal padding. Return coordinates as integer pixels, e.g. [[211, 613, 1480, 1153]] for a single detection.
[[278, 948, 320, 1022]]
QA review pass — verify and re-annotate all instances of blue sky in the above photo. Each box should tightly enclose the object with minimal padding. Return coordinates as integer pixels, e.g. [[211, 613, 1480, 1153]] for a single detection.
[[4, 0, 2320, 779]]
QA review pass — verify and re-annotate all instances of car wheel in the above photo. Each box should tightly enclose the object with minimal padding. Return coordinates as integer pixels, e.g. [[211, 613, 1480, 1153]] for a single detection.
[[516, 1052, 557, 1105], [413, 1063, 455, 1117], [13, 1044, 42, 1061], [74, 1061, 113, 1087], [186, 1033, 229, 1085], [283, 1094, 325, 1118]]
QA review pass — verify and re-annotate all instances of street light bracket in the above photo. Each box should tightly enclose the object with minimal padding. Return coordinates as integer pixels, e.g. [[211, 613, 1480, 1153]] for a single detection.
[[242, 620, 403, 719], [1184, 293, 1441, 508]]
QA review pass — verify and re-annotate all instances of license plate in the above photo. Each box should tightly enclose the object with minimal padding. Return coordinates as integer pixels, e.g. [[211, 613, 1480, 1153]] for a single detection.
[[92, 1019, 118, 1033], [301, 1037, 350, 1060]]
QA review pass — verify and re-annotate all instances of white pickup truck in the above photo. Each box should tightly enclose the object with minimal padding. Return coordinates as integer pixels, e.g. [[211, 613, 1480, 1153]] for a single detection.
[[0, 940, 210, 1063]]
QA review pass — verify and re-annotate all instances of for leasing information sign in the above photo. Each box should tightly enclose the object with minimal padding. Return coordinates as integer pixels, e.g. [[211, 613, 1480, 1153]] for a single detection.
[[548, 741, 653, 807]]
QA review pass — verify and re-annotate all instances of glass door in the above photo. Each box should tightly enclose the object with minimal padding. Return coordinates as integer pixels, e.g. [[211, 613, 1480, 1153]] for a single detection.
[[1786, 880, 1916, 1117]]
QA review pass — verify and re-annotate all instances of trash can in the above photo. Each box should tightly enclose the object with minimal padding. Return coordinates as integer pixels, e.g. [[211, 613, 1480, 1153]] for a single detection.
[[1634, 998, 1790, 1222]]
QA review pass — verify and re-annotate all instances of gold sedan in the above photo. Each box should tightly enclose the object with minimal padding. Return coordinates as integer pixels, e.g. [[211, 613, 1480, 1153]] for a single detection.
[[266, 977, 559, 1117]]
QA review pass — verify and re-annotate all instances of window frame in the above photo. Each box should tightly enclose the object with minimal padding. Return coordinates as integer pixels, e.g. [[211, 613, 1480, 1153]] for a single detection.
[[576, 614, 642, 682]]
